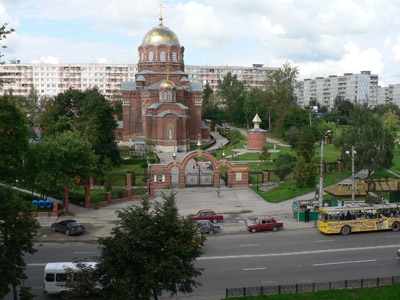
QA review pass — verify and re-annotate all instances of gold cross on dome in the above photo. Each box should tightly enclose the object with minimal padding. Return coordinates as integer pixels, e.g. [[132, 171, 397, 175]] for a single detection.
[[158, 3, 165, 25]]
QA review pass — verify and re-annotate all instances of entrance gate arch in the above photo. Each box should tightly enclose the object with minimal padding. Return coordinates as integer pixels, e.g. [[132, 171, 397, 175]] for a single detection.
[[149, 150, 249, 191]]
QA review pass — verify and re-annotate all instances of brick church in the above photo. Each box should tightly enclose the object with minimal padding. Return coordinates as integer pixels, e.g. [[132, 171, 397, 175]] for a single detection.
[[120, 12, 210, 153]]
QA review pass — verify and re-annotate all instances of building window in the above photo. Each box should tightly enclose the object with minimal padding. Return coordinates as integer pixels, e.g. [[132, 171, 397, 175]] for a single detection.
[[172, 52, 177, 62], [195, 98, 202, 106], [149, 51, 154, 62], [123, 98, 130, 106], [160, 51, 166, 62]]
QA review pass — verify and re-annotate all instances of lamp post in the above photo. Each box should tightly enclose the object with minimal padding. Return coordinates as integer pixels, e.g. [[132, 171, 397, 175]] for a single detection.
[[346, 146, 356, 205], [318, 130, 332, 207], [254, 164, 260, 190]]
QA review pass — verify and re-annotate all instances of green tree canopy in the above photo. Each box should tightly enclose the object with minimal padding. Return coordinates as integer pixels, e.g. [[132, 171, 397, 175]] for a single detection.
[[0, 187, 40, 299], [0, 96, 29, 183], [98, 192, 204, 300], [38, 87, 121, 166], [334, 104, 394, 175], [282, 106, 309, 136], [32, 131, 96, 197], [266, 62, 299, 135], [216, 72, 245, 122]]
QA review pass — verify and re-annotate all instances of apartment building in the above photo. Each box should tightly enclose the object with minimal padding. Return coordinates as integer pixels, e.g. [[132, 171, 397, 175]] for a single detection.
[[0, 60, 138, 99], [376, 84, 400, 107], [0, 60, 277, 99], [295, 71, 379, 110], [185, 64, 277, 91]]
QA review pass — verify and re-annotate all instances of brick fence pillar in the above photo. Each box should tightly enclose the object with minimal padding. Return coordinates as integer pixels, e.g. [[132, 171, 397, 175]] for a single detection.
[[262, 170, 270, 184], [126, 171, 132, 188]]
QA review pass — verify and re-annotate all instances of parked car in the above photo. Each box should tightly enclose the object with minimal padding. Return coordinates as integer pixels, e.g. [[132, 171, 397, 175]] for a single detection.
[[196, 220, 220, 234], [51, 219, 86, 236], [246, 216, 283, 233], [190, 209, 224, 223]]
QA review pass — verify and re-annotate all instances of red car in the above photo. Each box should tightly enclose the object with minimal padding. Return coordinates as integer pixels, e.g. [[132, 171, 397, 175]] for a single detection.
[[190, 209, 224, 223], [246, 216, 283, 233]]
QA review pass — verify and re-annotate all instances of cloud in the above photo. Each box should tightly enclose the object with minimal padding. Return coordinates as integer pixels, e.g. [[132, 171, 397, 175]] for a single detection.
[[3, 1, 400, 85]]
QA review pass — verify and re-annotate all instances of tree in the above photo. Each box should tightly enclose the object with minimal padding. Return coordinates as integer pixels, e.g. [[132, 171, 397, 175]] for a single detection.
[[266, 62, 299, 135], [98, 192, 204, 300], [335, 104, 394, 175], [293, 126, 318, 188], [274, 153, 296, 181], [285, 126, 301, 149], [0, 96, 29, 183], [244, 88, 269, 129], [0, 187, 40, 300], [259, 145, 270, 163], [0, 23, 15, 87], [216, 72, 245, 122], [322, 96, 354, 125], [33, 131, 96, 197], [294, 158, 317, 188], [282, 106, 309, 136], [227, 129, 241, 149], [202, 82, 213, 105], [38, 88, 121, 166], [64, 260, 102, 299]]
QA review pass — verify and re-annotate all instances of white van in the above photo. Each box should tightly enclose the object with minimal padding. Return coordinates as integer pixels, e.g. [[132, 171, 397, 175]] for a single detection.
[[44, 262, 97, 299]]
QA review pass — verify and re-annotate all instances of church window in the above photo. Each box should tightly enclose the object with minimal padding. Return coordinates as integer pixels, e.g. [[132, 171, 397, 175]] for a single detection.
[[123, 98, 130, 106], [160, 51, 166, 62], [172, 52, 177, 62], [149, 51, 154, 62], [173, 91, 176, 101], [195, 98, 202, 106]]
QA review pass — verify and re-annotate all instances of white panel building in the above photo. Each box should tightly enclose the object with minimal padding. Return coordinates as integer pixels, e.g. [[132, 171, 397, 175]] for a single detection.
[[295, 71, 379, 110], [0, 61, 277, 99]]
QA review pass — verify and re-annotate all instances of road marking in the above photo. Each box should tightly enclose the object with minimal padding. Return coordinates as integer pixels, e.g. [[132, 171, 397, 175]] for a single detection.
[[198, 244, 400, 260], [313, 259, 376, 266], [240, 244, 260, 247], [243, 267, 267, 271]]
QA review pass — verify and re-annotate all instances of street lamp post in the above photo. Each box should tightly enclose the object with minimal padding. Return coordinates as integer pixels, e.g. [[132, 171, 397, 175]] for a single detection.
[[254, 164, 260, 190], [318, 130, 332, 207], [346, 146, 356, 205]]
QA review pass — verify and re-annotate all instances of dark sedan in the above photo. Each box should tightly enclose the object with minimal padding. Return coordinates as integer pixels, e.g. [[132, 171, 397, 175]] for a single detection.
[[51, 219, 86, 236]]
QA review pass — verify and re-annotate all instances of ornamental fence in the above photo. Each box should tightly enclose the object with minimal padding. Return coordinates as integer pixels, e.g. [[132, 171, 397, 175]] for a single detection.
[[225, 275, 400, 298]]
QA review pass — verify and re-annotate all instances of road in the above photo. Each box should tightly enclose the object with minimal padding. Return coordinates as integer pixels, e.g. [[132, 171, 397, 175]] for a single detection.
[[6, 229, 400, 300]]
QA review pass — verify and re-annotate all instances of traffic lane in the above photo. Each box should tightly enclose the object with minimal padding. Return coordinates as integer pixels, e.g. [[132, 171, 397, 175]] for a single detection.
[[202, 229, 400, 257], [196, 243, 400, 288]]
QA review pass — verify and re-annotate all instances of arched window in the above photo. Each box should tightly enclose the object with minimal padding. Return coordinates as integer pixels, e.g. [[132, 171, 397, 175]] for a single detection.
[[160, 51, 166, 62], [149, 51, 154, 62], [172, 52, 177, 62]]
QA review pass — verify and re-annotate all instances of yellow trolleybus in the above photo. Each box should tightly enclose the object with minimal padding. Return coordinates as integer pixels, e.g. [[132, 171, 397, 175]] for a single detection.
[[318, 203, 400, 235]]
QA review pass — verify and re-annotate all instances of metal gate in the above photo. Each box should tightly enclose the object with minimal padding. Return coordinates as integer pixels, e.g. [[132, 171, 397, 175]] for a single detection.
[[185, 165, 214, 187]]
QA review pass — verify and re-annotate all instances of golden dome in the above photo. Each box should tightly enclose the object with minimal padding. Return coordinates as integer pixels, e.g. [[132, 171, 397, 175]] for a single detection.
[[142, 24, 179, 45], [160, 79, 175, 87]]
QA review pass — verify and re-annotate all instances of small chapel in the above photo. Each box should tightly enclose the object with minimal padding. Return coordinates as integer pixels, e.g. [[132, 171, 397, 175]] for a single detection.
[[120, 8, 210, 153]]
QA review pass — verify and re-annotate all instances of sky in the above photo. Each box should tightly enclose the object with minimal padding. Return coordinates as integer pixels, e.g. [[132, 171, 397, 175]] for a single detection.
[[2, 0, 400, 86]]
